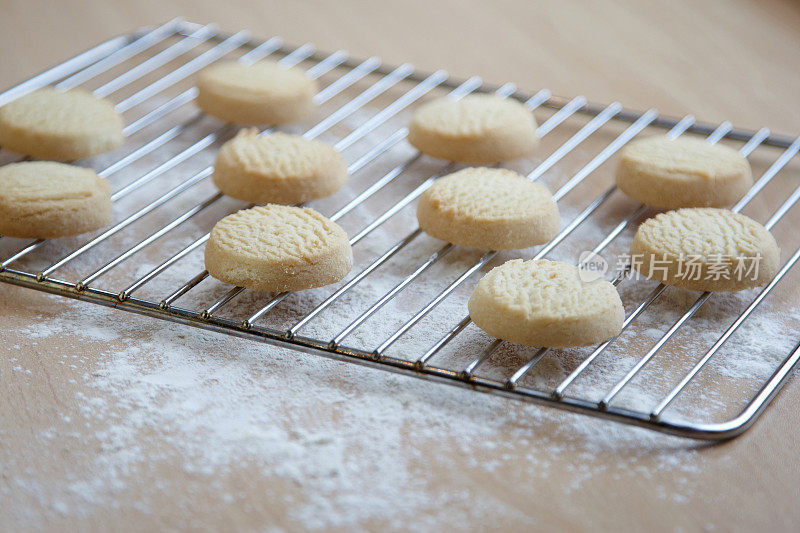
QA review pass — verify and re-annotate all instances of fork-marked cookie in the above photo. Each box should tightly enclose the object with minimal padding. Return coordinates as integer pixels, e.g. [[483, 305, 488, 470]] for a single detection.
[[0, 161, 112, 238], [213, 129, 347, 205], [196, 61, 317, 125], [417, 167, 559, 250], [616, 136, 753, 208], [407, 94, 537, 164], [204, 205, 353, 292], [468, 259, 625, 348], [630, 208, 779, 292], [0, 88, 123, 160]]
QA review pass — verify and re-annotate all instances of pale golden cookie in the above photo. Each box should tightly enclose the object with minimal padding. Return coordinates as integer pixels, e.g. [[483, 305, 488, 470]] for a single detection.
[[616, 136, 753, 208], [630, 208, 779, 292], [0, 161, 112, 238], [213, 129, 347, 205], [204, 205, 353, 292], [0, 88, 123, 161], [468, 259, 624, 348], [196, 61, 317, 125], [407, 94, 537, 164], [417, 167, 559, 250]]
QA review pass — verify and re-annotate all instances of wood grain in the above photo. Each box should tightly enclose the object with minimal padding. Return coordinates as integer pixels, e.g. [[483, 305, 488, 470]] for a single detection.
[[2, 0, 800, 133]]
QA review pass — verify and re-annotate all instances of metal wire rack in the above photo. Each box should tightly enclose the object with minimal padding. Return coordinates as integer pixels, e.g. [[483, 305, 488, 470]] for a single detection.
[[1, 19, 799, 440]]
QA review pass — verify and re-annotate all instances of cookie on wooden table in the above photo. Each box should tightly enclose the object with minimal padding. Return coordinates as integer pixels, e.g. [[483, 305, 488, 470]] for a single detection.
[[0, 88, 123, 160], [204, 205, 352, 292], [196, 61, 317, 125], [468, 259, 625, 348], [407, 94, 537, 164], [416, 167, 559, 250], [213, 129, 347, 205], [616, 136, 753, 208], [630, 208, 779, 292], [0, 161, 112, 238]]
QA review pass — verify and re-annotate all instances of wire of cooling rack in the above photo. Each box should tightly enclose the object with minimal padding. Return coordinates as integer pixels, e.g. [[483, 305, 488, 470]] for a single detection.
[[1, 19, 799, 440]]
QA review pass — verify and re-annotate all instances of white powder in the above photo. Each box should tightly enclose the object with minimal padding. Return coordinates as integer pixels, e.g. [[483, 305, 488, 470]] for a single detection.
[[4, 297, 709, 530]]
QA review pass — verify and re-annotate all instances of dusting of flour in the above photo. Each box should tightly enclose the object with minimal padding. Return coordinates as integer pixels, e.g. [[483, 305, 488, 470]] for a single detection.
[[4, 294, 711, 530]]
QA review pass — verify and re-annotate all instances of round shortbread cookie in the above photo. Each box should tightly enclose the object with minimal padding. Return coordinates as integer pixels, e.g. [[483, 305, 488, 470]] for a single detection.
[[616, 136, 753, 208], [0, 88, 123, 160], [417, 167, 560, 250], [468, 259, 625, 348], [0, 161, 112, 238], [213, 129, 348, 205], [630, 208, 779, 292], [196, 61, 317, 125], [204, 205, 353, 292], [407, 94, 538, 164]]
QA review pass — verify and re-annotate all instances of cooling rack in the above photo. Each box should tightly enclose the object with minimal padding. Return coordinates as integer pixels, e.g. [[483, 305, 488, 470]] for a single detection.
[[1, 19, 799, 440]]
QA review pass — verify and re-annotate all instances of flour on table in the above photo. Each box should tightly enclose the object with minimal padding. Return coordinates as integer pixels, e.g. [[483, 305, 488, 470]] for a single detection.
[[5, 295, 707, 530]]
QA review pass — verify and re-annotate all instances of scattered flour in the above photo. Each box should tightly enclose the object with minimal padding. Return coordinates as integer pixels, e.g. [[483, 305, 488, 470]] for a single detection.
[[3, 298, 710, 530]]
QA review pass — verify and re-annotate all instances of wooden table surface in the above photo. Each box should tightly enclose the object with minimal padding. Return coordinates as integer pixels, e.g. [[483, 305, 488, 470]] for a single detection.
[[2, 0, 800, 531]]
